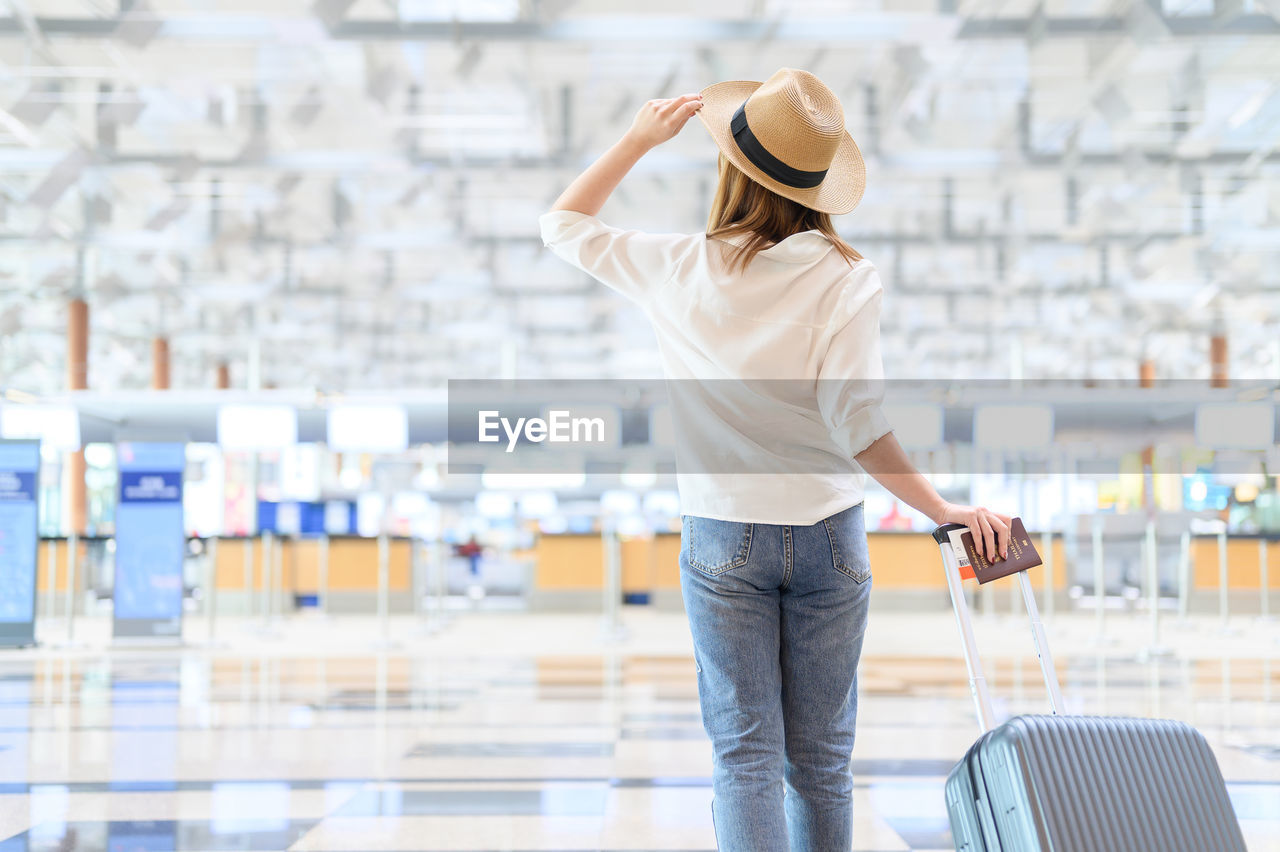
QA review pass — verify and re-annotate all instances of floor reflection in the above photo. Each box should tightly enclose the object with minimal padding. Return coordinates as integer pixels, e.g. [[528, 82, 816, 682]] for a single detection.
[[10, 818, 317, 852], [0, 611, 1276, 851]]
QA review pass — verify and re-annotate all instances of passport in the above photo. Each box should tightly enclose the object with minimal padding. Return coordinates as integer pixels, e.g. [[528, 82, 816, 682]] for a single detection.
[[947, 517, 1041, 584]]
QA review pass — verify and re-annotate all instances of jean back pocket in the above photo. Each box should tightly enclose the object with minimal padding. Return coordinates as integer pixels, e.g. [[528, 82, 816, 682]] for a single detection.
[[683, 516, 753, 576], [822, 505, 871, 583]]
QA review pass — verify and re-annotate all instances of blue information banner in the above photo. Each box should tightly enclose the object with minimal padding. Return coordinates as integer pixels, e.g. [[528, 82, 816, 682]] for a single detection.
[[114, 443, 186, 639], [0, 441, 39, 645]]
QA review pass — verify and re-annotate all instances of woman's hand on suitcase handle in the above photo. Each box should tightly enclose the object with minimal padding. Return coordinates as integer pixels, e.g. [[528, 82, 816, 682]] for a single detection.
[[851, 435, 1011, 560], [939, 504, 1012, 561]]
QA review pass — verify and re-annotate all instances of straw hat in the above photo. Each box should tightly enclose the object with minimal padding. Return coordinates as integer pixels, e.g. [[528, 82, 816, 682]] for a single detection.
[[695, 67, 866, 215]]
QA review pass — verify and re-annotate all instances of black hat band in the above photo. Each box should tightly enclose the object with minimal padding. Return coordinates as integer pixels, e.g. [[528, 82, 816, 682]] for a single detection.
[[729, 101, 829, 190]]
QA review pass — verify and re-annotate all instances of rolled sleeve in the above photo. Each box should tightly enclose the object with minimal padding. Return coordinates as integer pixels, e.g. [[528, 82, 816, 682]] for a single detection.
[[539, 209, 697, 306], [816, 265, 893, 459]]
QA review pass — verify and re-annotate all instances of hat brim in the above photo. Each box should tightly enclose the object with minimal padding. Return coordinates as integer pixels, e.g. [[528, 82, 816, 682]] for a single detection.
[[695, 79, 866, 216]]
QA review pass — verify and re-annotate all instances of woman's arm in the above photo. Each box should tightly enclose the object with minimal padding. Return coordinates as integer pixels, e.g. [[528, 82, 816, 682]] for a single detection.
[[550, 93, 703, 215], [855, 431, 1012, 561]]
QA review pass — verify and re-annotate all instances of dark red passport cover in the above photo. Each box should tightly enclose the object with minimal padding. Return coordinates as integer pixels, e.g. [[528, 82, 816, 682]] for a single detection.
[[958, 517, 1041, 584]]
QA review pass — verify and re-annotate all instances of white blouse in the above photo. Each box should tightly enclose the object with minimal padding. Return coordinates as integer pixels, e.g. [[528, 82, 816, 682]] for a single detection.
[[538, 209, 892, 526]]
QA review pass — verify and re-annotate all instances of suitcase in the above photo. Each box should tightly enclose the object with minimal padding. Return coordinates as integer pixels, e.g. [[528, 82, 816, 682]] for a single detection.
[[932, 523, 1247, 852]]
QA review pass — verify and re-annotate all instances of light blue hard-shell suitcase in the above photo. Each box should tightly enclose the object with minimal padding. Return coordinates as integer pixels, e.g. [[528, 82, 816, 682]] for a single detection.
[[932, 523, 1247, 852]]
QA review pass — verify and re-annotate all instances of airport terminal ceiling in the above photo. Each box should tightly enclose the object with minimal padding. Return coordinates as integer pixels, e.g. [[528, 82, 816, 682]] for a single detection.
[[0, 0, 1278, 392]]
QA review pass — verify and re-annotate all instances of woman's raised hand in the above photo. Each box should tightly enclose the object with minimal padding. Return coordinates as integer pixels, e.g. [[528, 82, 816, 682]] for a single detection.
[[938, 503, 1012, 562], [625, 94, 703, 150]]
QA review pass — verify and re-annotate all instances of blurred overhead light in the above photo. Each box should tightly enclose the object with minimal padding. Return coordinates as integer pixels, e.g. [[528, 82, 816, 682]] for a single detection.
[[517, 490, 557, 518], [620, 468, 656, 488], [356, 492, 384, 537], [1236, 481, 1260, 503], [479, 472, 586, 490], [217, 405, 298, 449], [327, 404, 409, 453], [0, 404, 81, 450], [601, 490, 640, 516], [475, 490, 515, 518], [338, 465, 362, 490], [642, 491, 679, 517], [84, 443, 114, 468]]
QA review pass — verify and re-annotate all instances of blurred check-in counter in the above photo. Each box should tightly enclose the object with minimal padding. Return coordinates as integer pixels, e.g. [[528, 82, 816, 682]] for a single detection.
[[34, 535, 415, 615], [30, 529, 1280, 616], [1188, 532, 1280, 612], [529, 531, 1280, 612], [529, 531, 1072, 611], [211, 535, 415, 614]]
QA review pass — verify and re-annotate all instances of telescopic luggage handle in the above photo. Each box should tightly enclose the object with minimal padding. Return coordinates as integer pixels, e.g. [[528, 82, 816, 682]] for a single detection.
[[932, 523, 1065, 733]]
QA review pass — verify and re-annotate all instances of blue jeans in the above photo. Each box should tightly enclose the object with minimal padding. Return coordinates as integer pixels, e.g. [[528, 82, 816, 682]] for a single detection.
[[679, 503, 872, 852]]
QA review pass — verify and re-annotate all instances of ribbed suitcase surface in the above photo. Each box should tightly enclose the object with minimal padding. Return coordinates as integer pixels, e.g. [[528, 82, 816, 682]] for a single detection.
[[945, 713, 1247, 852], [946, 735, 995, 852]]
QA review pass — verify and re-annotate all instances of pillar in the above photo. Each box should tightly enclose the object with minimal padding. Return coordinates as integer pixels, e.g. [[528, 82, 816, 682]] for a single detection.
[[215, 361, 230, 390], [151, 337, 170, 390], [1209, 326, 1230, 520], [1138, 359, 1155, 388], [1139, 358, 1155, 507], [1209, 333, 1228, 388], [68, 299, 88, 391], [67, 298, 88, 535]]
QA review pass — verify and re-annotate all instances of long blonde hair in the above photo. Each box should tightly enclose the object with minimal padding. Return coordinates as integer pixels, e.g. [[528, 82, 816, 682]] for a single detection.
[[705, 153, 862, 275]]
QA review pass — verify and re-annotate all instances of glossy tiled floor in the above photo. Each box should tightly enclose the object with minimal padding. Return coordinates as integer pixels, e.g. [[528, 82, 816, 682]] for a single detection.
[[1, 604, 1278, 851]]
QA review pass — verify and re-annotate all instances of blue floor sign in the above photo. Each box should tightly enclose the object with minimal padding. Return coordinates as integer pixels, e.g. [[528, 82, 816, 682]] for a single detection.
[[114, 443, 186, 639], [0, 440, 39, 646]]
